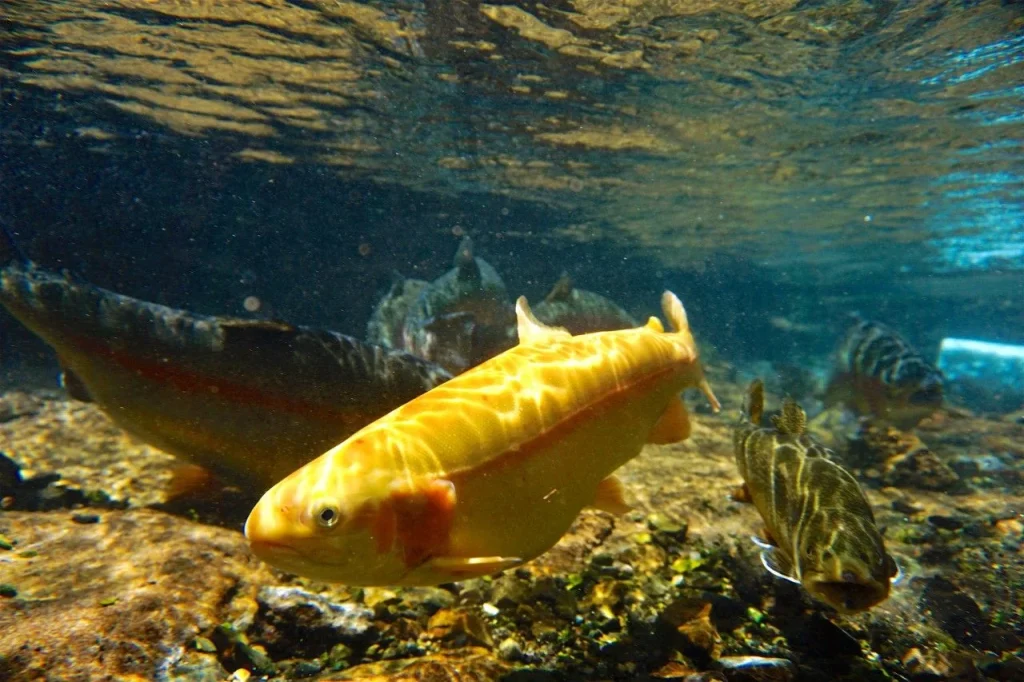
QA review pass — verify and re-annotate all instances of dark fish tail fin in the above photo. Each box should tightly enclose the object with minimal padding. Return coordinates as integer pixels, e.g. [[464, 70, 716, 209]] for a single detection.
[[746, 379, 765, 425], [0, 219, 31, 267]]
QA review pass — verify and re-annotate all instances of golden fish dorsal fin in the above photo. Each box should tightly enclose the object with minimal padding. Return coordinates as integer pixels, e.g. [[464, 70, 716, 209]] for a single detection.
[[645, 316, 665, 333], [771, 398, 806, 435], [515, 296, 571, 344]]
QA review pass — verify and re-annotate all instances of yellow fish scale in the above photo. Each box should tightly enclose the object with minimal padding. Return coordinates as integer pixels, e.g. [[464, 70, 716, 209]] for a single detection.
[[246, 292, 717, 585]]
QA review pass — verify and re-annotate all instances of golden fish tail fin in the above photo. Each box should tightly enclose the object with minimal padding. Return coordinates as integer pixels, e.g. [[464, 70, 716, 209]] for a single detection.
[[660, 290, 721, 413], [661, 290, 690, 335]]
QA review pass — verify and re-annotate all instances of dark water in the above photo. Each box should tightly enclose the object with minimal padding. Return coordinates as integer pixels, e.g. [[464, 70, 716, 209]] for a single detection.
[[1, 0, 1021, 365]]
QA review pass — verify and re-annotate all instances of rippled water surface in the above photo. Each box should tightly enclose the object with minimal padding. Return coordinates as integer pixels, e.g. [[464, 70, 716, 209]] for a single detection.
[[1, 0, 1021, 336]]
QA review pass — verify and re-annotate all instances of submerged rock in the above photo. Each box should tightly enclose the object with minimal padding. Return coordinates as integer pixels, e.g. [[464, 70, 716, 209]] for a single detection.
[[0, 509, 274, 681], [253, 586, 377, 659]]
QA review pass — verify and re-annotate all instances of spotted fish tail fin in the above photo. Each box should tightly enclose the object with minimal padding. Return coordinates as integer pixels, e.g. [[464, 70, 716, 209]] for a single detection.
[[660, 291, 720, 412]]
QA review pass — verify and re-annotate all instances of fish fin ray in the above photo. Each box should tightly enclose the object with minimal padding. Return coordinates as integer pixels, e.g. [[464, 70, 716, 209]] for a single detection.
[[515, 296, 571, 344], [761, 547, 800, 584], [59, 364, 93, 402], [417, 555, 523, 580], [590, 475, 631, 515], [647, 395, 690, 444]]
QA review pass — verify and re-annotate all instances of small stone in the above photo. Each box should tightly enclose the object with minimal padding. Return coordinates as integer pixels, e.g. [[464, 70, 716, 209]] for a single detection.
[[497, 637, 524, 662], [254, 585, 375, 658], [902, 646, 978, 681], [919, 576, 990, 647], [193, 636, 217, 653], [714, 655, 795, 682], [891, 499, 923, 515], [0, 534, 13, 550], [659, 600, 722, 664], [237, 643, 275, 675], [481, 602, 499, 617], [884, 448, 960, 491], [648, 512, 689, 542], [98, 596, 118, 606], [425, 607, 494, 648], [290, 659, 322, 677], [927, 515, 964, 530], [0, 584, 17, 598], [71, 513, 100, 524], [325, 643, 352, 671]]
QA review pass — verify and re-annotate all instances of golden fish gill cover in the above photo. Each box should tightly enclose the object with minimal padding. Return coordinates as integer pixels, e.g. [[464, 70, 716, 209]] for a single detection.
[[245, 291, 719, 585]]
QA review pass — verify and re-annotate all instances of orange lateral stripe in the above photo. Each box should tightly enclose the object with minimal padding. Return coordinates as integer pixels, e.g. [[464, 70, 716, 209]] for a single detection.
[[66, 332, 364, 425]]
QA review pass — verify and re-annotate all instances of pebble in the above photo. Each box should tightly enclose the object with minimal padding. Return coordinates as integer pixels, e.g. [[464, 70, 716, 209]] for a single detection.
[[71, 512, 101, 524], [714, 655, 795, 682], [497, 636, 524, 662]]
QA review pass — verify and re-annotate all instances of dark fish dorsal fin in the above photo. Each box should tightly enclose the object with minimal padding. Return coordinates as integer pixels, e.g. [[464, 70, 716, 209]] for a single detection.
[[453, 236, 482, 285], [219, 318, 297, 346], [771, 398, 806, 435], [388, 270, 407, 296], [746, 379, 765, 425], [543, 271, 574, 303]]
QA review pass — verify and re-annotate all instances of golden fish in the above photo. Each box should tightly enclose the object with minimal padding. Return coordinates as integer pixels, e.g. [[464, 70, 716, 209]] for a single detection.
[[734, 380, 899, 614], [245, 291, 719, 585], [825, 315, 943, 429], [0, 231, 451, 491]]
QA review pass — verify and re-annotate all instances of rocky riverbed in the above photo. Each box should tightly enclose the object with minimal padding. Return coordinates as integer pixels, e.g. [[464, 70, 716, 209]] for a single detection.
[[1, 377, 1022, 681]]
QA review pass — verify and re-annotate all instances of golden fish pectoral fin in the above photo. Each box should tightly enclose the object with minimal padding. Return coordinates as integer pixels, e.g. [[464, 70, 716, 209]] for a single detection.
[[515, 296, 571, 344], [589, 475, 631, 515], [418, 555, 524, 581], [384, 478, 458, 569], [759, 545, 800, 585], [647, 395, 690, 444]]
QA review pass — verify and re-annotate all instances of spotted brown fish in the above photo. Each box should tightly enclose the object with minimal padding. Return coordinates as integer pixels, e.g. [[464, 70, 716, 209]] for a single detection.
[[734, 379, 899, 613], [0, 226, 451, 491], [825, 315, 943, 429]]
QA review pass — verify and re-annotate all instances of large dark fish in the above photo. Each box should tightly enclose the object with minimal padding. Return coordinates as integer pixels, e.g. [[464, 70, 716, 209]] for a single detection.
[[733, 379, 899, 614], [825, 315, 943, 429], [365, 272, 429, 350], [532, 272, 637, 335], [401, 236, 515, 374], [0, 226, 451, 491]]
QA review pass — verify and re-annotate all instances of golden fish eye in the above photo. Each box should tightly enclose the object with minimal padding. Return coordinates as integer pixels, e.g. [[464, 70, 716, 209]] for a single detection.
[[313, 503, 341, 529]]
